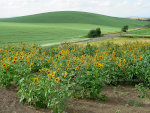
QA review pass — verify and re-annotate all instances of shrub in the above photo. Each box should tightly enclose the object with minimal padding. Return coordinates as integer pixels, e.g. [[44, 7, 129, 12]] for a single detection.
[[122, 25, 129, 32], [88, 28, 101, 38], [96, 28, 101, 36]]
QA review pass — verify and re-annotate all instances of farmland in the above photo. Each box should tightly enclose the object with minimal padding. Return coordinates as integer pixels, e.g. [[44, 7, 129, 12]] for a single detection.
[[90, 37, 150, 46], [0, 40, 150, 112], [0, 11, 149, 28], [0, 11, 150, 113], [129, 28, 150, 35], [120, 28, 150, 38], [0, 11, 149, 46], [0, 22, 120, 46]]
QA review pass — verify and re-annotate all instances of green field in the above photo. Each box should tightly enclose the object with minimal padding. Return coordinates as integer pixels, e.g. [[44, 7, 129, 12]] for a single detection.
[[0, 11, 149, 46], [1, 11, 150, 113], [129, 28, 150, 35], [0, 11, 149, 28], [0, 22, 121, 46]]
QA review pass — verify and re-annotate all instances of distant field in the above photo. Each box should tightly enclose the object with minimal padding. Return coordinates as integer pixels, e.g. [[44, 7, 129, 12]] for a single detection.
[[89, 37, 150, 46], [0, 11, 149, 28], [129, 28, 150, 35], [0, 22, 120, 46], [0, 11, 149, 46], [129, 17, 150, 21]]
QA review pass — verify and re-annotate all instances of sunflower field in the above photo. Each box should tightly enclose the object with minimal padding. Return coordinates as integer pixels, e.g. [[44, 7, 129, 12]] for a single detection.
[[0, 41, 150, 112]]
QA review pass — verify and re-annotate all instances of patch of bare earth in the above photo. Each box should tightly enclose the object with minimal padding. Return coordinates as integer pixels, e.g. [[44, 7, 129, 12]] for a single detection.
[[0, 85, 150, 113]]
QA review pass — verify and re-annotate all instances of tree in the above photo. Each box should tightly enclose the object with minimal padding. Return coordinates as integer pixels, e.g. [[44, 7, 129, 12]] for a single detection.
[[96, 28, 101, 36], [88, 28, 101, 38], [122, 25, 129, 32]]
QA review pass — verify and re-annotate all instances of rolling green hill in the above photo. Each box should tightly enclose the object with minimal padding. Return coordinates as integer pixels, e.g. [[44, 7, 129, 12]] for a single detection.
[[0, 22, 121, 46], [0, 11, 149, 46], [0, 11, 149, 28]]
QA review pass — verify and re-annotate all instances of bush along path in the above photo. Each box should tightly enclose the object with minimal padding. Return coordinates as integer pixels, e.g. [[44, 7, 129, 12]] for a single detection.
[[75, 33, 120, 44], [75, 27, 147, 44]]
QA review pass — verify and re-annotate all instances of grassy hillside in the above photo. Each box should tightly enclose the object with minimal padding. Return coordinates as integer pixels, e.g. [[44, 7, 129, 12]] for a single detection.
[[0, 11, 149, 28], [0, 11, 149, 46], [0, 22, 120, 46], [129, 28, 150, 35]]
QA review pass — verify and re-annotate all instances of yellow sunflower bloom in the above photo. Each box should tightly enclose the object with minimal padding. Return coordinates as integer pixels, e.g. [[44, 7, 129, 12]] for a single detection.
[[139, 55, 143, 60], [55, 77, 60, 83], [64, 72, 67, 78], [13, 60, 17, 64], [75, 66, 79, 70], [34, 78, 38, 82], [2, 63, 6, 67]]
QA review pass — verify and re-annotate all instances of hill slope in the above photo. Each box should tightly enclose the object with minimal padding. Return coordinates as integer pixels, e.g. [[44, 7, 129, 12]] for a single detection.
[[0, 11, 149, 28], [0, 22, 121, 46]]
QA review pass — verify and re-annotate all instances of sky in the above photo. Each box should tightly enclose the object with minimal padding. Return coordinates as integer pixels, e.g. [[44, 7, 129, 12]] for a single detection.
[[0, 0, 150, 18]]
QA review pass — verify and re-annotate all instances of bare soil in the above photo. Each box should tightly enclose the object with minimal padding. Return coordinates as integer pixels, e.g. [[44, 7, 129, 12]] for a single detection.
[[0, 85, 150, 113]]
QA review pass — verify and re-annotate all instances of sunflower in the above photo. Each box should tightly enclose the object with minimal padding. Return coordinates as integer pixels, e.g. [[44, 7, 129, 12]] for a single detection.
[[99, 56, 103, 60], [30, 62, 34, 68], [139, 55, 143, 60], [47, 71, 50, 74], [67, 63, 70, 67], [5, 50, 8, 53], [57, 68, 60, 72], [14, 57, 17, 60], [95, 54, 98, 60], [75, 66, 79, 70], [95, 62, 100, 67], [48, 74, 52, 80], [39, 69, 42, 72], [6, 66, 10, 70], [47, 60, 50, 63], [64, 72, 67, 78], [34, 78, 38, 82], [52, 71, 56, 76], [27, 61, 30, 65], [131, 54, 134, 57], [42, 52, 46, 55], [67, 60, 70, 64], [13, 60, 17, 64], [99, 64, 104, 69], [2, 64, 6, 67], [134, 57, 136, 62], [126, 63, 129, 68], [20, 56, 23, 59], [123, 59, 126, 64], [55, 77, 60, 83]]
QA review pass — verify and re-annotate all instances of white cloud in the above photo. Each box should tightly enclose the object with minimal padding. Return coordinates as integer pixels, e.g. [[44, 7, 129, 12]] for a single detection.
[[0, 0, 149, 18]]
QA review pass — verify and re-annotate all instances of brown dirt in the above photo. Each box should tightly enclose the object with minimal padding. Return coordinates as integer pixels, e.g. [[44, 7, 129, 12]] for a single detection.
[[0, 85, 150, 113]]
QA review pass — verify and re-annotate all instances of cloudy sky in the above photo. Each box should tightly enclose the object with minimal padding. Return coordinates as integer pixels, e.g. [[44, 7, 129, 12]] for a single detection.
[[0, 0, 150, 18]]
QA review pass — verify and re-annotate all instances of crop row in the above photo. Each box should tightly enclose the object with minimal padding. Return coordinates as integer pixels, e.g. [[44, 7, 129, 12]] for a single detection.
[[0, 42, 150, 112]]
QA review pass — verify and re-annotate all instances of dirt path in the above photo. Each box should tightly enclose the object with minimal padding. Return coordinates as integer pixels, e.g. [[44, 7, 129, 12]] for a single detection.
[[74, 34, 120, 44], [0, 85, 150, 113], [74, 28, 147, 44]]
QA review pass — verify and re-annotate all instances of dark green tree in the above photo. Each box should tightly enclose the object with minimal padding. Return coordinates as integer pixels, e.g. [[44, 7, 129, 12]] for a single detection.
[[122, 25, 129, 32], [88, 28, 101, 38]]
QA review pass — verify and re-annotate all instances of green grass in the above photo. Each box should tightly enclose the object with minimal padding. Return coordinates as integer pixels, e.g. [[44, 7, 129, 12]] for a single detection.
[[129, 28, 150, 35], [0, 11, 149, 46], [0, 11, 149, 28], [0, 22, 120, 46]]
